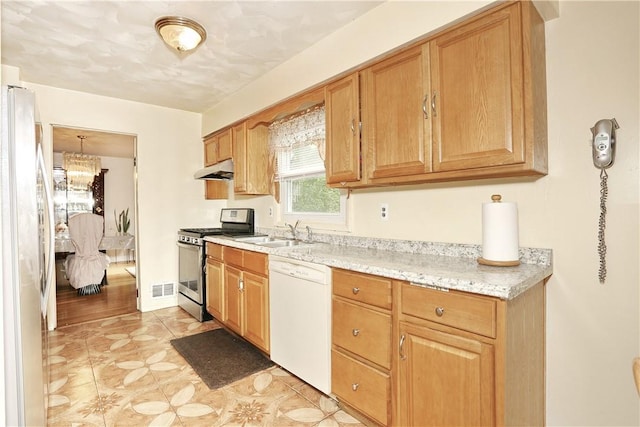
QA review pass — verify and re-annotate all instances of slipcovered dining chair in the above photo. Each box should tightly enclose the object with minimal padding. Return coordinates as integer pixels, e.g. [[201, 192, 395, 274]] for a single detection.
[[64, 213, 110, 295]]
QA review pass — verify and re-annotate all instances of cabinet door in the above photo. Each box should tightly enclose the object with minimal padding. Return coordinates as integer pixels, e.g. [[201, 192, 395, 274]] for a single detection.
[[232, 122, 248, 193], [205, 129, 231, 166], [362, 44, 432, 180], [430, 3, 524, 172], [204, 135, 218, 166], [398, 322, 495, 426], [224, 265, 243, 335], [205, 257, 225, 321], [217, 129, 232, 162], [234, 124, 270, 195], [243, 272, 270, 353], [325, 72, 361, 186]]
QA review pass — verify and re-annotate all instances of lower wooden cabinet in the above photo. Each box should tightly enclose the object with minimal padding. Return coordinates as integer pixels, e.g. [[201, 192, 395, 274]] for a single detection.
[[332, 349, 391, 425], [223, 247, 270, 353], [397, 322, 495, 426], [331, 268, 546, 426], [205, 243, 225, 321], [242, 270, 270, 351], [224, 265, 243, 334], [332, 269, 393, 425]]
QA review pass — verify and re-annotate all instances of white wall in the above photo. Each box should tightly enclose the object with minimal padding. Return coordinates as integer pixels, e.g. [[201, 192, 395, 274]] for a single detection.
[[20, 79, 226, 314], [101, 156, 135, 237], [202, 1, 640, 425]]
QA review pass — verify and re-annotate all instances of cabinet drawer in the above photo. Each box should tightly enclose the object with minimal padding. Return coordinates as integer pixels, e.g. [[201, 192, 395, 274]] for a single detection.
[[333, 298, 391, 369], [401, 283, 496, 338], [223, 247, 243, 267], [332, 269, 392, 309], [332, 349, 390, 426], [206, 242, 223, 260], [243, 250, 267, 276]]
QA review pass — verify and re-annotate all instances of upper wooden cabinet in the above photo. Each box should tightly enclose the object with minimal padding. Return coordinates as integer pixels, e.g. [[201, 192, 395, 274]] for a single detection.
[[204, 129, 232, 166], [361, 44, 432, 182], [430, 2, 543, 175], [325, 73, 361, 186], [206, 1, 547, 193], [325, 1, 547, 188], [231, 121, 270, 195]]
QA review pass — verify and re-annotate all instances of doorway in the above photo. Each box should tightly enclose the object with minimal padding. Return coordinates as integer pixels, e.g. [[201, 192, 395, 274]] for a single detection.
[[51, 125, 138, 327]]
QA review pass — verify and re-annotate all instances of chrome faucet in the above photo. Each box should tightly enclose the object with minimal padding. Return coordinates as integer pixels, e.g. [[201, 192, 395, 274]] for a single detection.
[[305, 225, 313, 243], [286, 220, 300, 240]]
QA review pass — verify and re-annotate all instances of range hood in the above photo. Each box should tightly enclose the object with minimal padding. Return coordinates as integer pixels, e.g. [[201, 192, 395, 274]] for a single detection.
[[194, 159, 234, 180]]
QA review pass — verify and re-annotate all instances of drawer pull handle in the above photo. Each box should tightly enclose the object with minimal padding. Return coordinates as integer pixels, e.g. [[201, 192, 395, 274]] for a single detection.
[[352, 328, 360, 337], [352, 287, 360, 295], [399, 334, 407, 360], [352, 383, 359, 391], [435, 306, 445, 317]]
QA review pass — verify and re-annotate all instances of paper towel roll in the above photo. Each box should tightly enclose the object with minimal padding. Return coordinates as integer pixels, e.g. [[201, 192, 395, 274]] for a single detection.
[[479, 195, 520, 265]]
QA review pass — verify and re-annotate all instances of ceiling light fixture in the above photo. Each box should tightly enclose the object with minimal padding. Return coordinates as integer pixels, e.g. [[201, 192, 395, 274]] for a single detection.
[[62, 136, 101, 189], [155, 16, 207, 52]]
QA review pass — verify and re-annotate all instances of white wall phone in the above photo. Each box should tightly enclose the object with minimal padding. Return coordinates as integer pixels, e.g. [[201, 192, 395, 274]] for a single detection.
[[591, 118, 619, 284], [592, 118, 618, 168]]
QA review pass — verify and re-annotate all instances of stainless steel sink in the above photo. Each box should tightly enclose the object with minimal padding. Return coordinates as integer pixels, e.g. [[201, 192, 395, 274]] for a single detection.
[[257, 239, 312, 248], [232, 235, 276, 244], [232, 235, 313, 248]]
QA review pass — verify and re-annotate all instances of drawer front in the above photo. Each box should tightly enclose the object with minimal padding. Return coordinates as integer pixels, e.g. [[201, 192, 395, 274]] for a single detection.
[[401, 283, 496, 338], [206, 242, 223, 260], [332, 349, 390, 426], [332, 269, 392, 309], [243, 250, 267, 276], [333, 298, 391, 369], [223, 246, 243, 267]]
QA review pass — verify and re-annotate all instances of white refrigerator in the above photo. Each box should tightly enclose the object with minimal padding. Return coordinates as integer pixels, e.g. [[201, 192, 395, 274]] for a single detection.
[[1, 85, 54, 425]]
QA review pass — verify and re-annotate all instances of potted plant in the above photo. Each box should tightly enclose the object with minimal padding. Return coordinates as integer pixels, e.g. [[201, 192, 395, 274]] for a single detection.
[[114, 208, 130, 235]]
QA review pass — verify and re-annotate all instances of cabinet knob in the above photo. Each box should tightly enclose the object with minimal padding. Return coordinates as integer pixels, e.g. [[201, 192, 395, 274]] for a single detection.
[[352, 328, 360, 337], [352, 383, 359, 391], [352, 287, 360, 295], [435, 306, 445, 317]]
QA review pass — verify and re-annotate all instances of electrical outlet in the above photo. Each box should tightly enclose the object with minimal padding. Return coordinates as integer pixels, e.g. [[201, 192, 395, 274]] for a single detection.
[[269, 207, 273, 217], [380, 203, 389, 221]]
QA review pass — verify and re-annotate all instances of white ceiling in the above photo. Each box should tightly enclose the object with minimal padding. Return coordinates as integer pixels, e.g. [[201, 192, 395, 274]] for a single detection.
[[1, 0, 383, 114]]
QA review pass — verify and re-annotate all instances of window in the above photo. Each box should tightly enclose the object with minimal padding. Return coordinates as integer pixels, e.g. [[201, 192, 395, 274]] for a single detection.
[[269, 105, 346, 226]]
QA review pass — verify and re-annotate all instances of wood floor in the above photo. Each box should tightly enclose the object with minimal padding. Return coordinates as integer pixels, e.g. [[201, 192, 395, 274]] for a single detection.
[[55, 261, 137, 327]]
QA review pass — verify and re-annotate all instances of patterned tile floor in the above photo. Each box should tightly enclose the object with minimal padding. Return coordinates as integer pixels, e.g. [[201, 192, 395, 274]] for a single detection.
[[47, 307, 365, 427]]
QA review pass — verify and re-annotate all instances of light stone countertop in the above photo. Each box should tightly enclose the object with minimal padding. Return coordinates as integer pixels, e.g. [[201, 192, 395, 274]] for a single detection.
[[204, 231, 552, 301]]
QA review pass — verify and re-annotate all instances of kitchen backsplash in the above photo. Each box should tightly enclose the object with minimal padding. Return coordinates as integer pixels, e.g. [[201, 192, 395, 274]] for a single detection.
[[256, 227, 552, 266]]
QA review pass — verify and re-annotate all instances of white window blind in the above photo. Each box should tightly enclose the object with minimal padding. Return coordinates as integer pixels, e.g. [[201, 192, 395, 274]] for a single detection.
[[268, 104, 325, 181], [268, 104, 346, 226]]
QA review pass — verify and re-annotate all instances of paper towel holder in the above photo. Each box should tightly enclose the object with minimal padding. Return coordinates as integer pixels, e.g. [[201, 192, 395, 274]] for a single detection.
[[477, 194, 521, 267]]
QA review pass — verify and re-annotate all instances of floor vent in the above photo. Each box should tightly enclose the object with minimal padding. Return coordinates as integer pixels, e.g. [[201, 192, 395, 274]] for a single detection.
[[151, 283, 175, 298]]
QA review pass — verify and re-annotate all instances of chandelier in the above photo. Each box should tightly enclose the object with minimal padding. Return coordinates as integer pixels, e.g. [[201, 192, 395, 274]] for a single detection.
[[63, 135, 101, 189]]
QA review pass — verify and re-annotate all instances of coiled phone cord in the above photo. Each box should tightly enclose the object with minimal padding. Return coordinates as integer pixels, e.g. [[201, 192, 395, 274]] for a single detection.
[[598, 168, 608, 283]]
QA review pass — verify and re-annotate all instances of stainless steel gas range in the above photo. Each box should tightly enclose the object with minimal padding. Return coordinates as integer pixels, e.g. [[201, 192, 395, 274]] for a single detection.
[[176, 208, 260, 321]]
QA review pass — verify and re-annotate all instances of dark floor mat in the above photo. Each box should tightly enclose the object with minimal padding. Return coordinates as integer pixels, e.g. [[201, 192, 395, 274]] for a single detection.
[[170, 327, 274, 389]]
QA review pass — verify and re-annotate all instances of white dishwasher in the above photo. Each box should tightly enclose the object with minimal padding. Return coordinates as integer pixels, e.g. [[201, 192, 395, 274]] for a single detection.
[[269, 255, 332, 394]]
